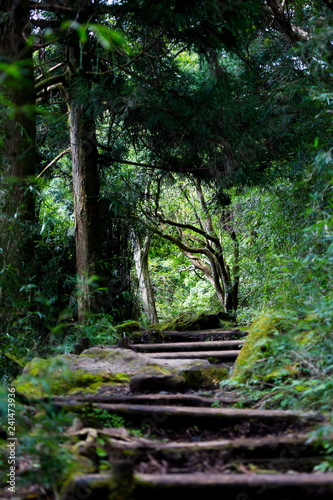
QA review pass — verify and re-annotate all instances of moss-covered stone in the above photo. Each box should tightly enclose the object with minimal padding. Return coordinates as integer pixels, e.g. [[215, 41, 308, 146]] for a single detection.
[[231, 312, 304, 383], [231, 313, 280, 382], [150, 311, 236, 332], [13, 346, 208, 398], [182, 365, 229, 389], [114, 321, 141, 335], [13, 357, 129, 398]]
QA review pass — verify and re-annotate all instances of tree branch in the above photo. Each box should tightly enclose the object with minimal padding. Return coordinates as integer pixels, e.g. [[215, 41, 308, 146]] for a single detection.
[[265, 0, 308, 44], [157, 217, 221, 246], [29, 3, 74, 12], [154, 228, 208, 255], [37, 147, 71, 178], [35, 73, 66, 93], [98, 149, 211, 173]]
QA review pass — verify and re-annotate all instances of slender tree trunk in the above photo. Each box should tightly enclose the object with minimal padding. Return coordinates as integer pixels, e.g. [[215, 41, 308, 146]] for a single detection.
[[69, 46, 100, 321], [221, 209, 239, 312], [133, 233, 158, 324], [0, 0, 36, 276]]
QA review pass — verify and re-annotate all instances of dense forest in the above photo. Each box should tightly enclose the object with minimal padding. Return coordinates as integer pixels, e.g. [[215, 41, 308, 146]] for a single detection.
[[0, 0, 333, 497]]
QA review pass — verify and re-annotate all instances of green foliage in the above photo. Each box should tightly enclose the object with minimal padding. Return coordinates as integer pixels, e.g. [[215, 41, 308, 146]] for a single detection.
[[308, 414, 333, 472], [149, 244, 219, 318], [72, 314, 119, 348], [81, 405, 127, 428], [150, 310, 235, 332], [0, 388, 78, 494]]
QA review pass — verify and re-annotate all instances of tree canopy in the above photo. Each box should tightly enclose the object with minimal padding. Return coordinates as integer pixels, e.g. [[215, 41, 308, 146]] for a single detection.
[[0, 0, 332, 368]]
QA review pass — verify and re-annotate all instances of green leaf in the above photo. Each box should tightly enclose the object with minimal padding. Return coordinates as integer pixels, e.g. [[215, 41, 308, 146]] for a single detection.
[[96, 447, 108, 458], [89, 24, 128, 52]]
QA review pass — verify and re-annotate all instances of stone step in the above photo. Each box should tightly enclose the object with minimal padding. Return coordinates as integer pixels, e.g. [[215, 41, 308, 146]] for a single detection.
[[132, 340, 245, 352]]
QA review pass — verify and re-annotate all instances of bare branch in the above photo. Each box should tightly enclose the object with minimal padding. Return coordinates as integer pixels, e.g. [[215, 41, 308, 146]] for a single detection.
[[157, 217, 220, 246], [37, 147, 71, 178], [29, 3, 74, 12], [98, 149, 210, 173], [35, 73, 66, 93]]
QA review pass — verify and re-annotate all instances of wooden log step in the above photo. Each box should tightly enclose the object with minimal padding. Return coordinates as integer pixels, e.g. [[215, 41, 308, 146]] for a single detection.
[[135, 472, 333, 498], [107, 433, 315, 456], [54, 402, 323, 429], [132, 340, 245, 352], [61, 473, 333, 500], [145, 350, 240, 360], [160, 329, 248, 342], [50, 393, 241, 407]]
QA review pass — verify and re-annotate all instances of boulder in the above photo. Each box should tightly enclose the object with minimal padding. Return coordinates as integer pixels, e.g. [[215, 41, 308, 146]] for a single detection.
[[231, 312, 301, 383], [130, 374, 187, 393], [14, 347, 209, 398], [149, 311, 237, 333]]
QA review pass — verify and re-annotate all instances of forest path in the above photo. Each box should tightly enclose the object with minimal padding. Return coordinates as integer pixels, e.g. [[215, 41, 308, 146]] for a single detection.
[[58, 328, 333, 500]]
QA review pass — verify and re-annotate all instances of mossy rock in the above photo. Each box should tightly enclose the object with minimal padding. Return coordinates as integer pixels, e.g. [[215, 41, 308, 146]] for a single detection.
[[231, 312, 302, 383], [150, 311, 236, 332], [13, 357, 129, 398], [13, 347, 208, 398], [182, 365, 229, 389], [114, 321, 141, 335], [231, 313, 280, 382]]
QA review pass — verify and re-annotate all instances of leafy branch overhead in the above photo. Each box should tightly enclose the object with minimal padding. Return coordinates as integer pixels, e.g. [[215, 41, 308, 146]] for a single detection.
[[0, 7, 333, 483]]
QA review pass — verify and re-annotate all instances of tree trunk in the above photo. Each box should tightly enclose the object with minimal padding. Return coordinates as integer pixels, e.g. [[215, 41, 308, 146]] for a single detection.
[[0, 0, 36, 276], [69, 46, 100, 321], [133, 233, 158, 324], [221, 209, 239, 312]]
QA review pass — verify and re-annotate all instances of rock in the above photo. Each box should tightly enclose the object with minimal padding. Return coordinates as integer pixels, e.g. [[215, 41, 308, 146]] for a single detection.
[[73, 336, 90, 354], [114, 321, 141, 335], [130, 374, 187, 393], [231, 313, 277, 382], [231, 312, 300, 383], [149, 311, 237, 333], [181, 365, 229, 389], [14, 348, 209, 398]]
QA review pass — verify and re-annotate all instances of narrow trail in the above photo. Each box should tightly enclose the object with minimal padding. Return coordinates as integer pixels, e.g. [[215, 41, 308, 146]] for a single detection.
[[57, 328, 333, 500]]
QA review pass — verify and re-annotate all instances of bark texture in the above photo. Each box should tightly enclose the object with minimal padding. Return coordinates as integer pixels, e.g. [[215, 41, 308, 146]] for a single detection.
[[0, 0, 36, 274], [133, 232, 158, 324], [69, 46, 100, 321]]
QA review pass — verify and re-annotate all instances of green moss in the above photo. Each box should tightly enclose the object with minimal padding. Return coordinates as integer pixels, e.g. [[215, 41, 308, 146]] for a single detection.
[[79, 348, 111, 359], [13, 357, 130, 398], [114, 321, 141, 334], [150, 311, 236, 332], [231, 313, 280, 382], [182, 366, 229, 389]]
